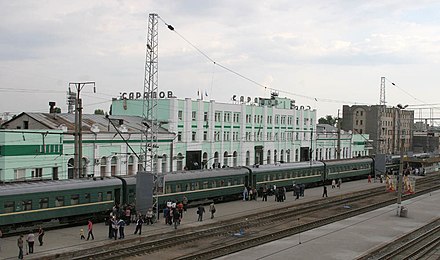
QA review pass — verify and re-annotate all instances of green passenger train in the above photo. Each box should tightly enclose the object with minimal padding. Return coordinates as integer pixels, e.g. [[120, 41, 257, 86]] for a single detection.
[[0, 157, 373, 234]]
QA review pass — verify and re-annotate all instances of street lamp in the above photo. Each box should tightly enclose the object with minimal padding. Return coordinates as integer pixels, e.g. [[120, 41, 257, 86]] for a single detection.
[[396, 103, 408, 216]]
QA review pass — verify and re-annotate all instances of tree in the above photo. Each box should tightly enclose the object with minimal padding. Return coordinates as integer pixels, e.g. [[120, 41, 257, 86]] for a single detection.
[[318, 115, 337, 126], [94, 109, 105, 115], [54, 107, 61, 113]]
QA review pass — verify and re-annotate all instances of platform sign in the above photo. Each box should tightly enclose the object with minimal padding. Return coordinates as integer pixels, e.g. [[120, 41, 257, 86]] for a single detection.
[[386, 175, 416, 194]]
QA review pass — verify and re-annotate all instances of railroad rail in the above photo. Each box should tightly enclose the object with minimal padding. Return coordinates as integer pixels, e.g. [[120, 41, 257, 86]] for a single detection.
[[34, 173, 440, 260], [356, 217, 440, 260]]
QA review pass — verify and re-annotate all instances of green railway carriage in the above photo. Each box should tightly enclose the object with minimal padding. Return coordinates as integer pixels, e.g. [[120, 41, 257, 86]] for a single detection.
[[251, 161, 326, 190], [158, 167, 251, 206], [0, 178, 122, 232], [324, 158, 374, 182]]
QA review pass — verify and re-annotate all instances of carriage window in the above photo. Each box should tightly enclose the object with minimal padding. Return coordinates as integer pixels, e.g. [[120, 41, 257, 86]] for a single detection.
[[228, 179, 232, 186], [106, 191, 112, 201], [190, 182, 196, 191], [176, 184, 181, 192], [4, 201, 14, 213], [234, 179, 238, 185], [85, 193, 91, 203], [195, 182, 200, 190], [39, 198, 49, 209], [22, 200, 32, 211], [211, 181, 217, 188], [98, 192, 103, 202], [240, 177, 244, 184], [71, 194, 80, 205], [166, 185, 172, 193], [184, 184, 189, 192], [203, 181, 209, 189], [220, 180, 225, 186], [55, 196, 64, 207]]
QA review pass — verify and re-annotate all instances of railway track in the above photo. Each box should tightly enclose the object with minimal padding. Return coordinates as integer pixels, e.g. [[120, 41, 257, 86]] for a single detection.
[[356, 217, 440, 260], [36, 174, 440, 260]]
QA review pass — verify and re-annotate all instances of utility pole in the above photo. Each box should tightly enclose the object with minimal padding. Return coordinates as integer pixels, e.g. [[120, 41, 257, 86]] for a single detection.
[[396, 104, 408, 216], [337, 109, 341, 159], [70, 81, 96, 179]]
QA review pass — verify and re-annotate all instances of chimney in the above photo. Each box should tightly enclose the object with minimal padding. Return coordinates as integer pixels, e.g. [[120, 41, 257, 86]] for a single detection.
[[49, 102, 56, 113]]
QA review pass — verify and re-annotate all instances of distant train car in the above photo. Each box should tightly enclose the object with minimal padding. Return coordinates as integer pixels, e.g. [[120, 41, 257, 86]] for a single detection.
[[251, 161, 325, 190], [0, 178, 122, 233], [159, 167, 251, 205], [324, 157, 374, 181]]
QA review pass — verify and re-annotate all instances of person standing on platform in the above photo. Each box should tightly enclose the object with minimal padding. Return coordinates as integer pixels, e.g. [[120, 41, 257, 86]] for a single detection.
[[331, 179, 336, 189], [118, 218, 126, 239], [37, 227, 44, 246], [242, 187, 248, 201], [17, 235, 24, 259], [134, 216, 143, 235], [112, 217, 119, 240], [197, 205, 205, 221], [182, 196, 188, 212], [145, 208, 154, 225], [300, 184, 305, 197], [173, 208, 181, 229], [338, 178, 342, 189], [368, 174, 372, 183], [262, 184, 268, 201], [209, 203, 216, 219], [26, 231, 35, 254], [80, 228, 85, 240], [322, 186, 328, 197]]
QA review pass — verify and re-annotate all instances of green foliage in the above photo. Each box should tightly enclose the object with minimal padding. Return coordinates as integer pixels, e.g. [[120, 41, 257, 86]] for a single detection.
[[94, 109, 105, 115], [318, 115, 337, 126]]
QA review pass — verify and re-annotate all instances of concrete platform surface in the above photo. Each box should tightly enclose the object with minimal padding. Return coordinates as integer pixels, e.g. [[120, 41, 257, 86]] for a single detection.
[[217, 189, 440, 260], [0, 178, 395, 259]]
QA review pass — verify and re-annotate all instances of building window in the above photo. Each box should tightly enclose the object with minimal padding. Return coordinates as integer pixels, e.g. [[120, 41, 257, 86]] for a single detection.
[[203, 131, 207, 141], [178, 110, 183, 120], [23, 121, 29, 129], [204, 112, 208, 121], [192, 131, 196, 141], [177, 131, 182, 141], [215, 112, 221, 122], [192, 111, 197, 121]]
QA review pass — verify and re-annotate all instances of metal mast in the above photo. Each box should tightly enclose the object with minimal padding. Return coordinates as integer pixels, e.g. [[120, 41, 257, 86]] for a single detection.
[[141, 13, 159, 218], [377, 77, 386, 154]]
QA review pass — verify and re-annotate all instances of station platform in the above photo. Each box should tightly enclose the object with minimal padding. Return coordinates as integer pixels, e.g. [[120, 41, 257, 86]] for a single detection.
[[0, 178, 415, 259], [218, 187, 440, 260]]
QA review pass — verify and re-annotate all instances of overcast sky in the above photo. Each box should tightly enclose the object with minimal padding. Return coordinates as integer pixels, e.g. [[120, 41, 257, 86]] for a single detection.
[[1, 1, 440, 120]]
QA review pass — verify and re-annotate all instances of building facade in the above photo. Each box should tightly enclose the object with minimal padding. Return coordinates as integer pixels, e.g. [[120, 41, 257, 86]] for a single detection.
[[342, 105, 414, 155]]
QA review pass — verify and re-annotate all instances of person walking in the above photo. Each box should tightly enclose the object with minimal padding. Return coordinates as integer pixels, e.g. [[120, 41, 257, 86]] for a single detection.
[[134, 216, 143, 235], [37, 227, 44, 246], [87, 220, 94, 240], [197, 205, 205, 221], [17, 235, 24, 259], [182, 196, 188, 212], [331, 179, 336, 189], [26, 231, 35, 254], [209, 203, 216, 219], [322, 186, 328, 198], [80, 228, 85, 240]]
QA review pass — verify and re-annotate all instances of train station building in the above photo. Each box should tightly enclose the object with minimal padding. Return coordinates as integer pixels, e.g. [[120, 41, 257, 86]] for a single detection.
[[0, 94, 371, 182]]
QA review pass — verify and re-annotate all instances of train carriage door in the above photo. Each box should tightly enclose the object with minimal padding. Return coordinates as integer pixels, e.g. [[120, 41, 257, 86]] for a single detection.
[[114, 188, 121, 206], [244, 175, 249, 187]]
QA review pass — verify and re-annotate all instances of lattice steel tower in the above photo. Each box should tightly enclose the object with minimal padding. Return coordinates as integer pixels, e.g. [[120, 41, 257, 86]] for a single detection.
[[377, 76, 386, 154], [141, 13, 159, 173]]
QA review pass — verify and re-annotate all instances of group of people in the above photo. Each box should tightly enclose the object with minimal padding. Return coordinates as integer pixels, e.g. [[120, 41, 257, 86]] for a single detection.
[[331, 178, 342, 189], [16, 227, 44, 259], [242, 186, 258, 201]]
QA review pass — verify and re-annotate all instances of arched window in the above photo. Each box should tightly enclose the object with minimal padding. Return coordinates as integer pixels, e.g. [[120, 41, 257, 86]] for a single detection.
[[223, 151, 229, 167], [274, 150, 278, 164], [100, 157, 106, 177], [212, 151, 219, 168], [267, 150, 271, 164], [81, 157, 88, 177], [67, 158, 74, 179], [128, 156, 134, 175], [280, 150, 284, 162], [176, 153, 183, 171], [233, 151, 238, 167], [111, 156, 117, 176], [245, 151, 250, 166], [202, 152, 208, 169], [286, 149, 291, 163], [161, 154, 167, 173]]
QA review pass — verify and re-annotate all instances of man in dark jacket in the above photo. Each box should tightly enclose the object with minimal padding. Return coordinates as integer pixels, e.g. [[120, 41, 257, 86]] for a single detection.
[[197, 205, 205, 221]]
